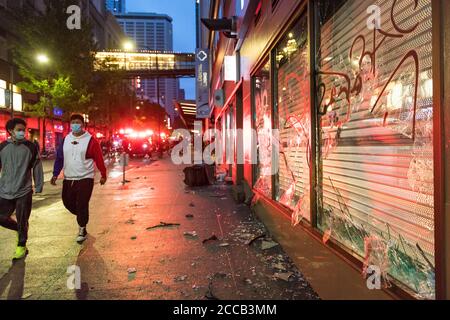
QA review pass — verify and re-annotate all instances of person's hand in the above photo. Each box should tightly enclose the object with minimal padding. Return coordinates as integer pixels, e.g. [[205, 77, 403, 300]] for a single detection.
[[100, 176, 107, 185], [50, 176, 58, 185]]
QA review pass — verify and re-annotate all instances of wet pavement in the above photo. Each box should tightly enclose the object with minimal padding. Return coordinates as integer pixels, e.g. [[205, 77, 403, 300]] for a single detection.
[[0, 156, 319, 300]]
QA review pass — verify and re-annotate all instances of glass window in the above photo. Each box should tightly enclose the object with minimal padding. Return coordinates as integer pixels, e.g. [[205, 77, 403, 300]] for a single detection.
[[253, 60, 272, 198], [316, 0, 434, 299], [274, 14, 311, 224]]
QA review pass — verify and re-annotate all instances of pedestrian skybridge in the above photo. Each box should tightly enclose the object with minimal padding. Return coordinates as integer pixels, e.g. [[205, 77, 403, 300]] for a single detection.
[[94, 50, 195, 78]]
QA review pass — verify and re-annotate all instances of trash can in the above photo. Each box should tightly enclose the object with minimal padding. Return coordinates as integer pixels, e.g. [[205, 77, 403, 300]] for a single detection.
[[183, 165, 210, 187]]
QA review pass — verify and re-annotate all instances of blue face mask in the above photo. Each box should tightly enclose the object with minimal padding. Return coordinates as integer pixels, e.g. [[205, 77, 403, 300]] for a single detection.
[[71, 123, 82, 133], [15, 131, 25, 141]]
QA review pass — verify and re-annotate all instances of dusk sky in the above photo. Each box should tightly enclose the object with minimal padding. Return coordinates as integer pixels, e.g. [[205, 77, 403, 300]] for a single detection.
[[126, 0, 196, 99]]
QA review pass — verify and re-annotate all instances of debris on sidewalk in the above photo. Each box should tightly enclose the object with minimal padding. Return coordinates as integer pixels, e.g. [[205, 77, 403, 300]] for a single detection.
[[174, 275, 188, 282], [272, 263, 287, 271], [127, 267, 137, 274], [21, 293, 32, 300], [153, 280, 163, 285], [184, 231, 198, 239], [202, 234, 219, 244], [219, 242, 230, 247], [125, 219, 135, 225], [131, 236, 137, 240], [129, 204, 146, 209], [273, 272, 293, 282], [185, 214, 194, 219], [205, 282, 220, 300], [213, 272, 228, 279], [189, 202, 195, 207], [261, 240, 279, 250], [146, 222, 181, 230], [127, 268, 137, 281], [246, 233, 266, 246]]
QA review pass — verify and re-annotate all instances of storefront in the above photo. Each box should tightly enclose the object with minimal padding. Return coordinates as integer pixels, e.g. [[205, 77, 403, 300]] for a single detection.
[[206, 0, 448, 299]]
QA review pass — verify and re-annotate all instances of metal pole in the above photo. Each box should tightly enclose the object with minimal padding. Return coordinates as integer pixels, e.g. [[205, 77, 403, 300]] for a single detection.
[[122, 152, 126, 185], [9, 64, 14, 119]]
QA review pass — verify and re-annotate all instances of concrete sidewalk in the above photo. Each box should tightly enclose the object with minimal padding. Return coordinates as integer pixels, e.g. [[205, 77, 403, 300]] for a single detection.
[[0, 157, 319, 300]]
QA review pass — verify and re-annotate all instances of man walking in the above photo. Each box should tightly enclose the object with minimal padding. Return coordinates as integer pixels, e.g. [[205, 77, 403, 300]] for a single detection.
[[51, 114, 107, 243], [0, 118, 43, 260]]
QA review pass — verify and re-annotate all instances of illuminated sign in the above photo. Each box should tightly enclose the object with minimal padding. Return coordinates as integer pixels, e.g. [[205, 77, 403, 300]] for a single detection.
[[195, 48, 210, 119], [224, 55, 237, 82], [13, 92, 22, 111], [0, 88, 5, 108], [53, 107, 64, 117]]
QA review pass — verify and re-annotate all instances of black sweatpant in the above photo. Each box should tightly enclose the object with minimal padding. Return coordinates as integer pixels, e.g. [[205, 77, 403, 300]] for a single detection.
[[62, 179, 94, 228], [0, 192, 33, 246]]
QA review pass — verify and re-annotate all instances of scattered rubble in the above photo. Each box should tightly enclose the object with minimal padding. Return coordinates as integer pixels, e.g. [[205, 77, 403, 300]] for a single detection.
[[273, 272, 294, 282], [146, 222, 180, 230], [261, 240, 279, 250], [204, 281, 220, 300], [246, 233, 266, 246], [174, 275, 188, 282], [184, 231, 198, 239], [185, 214, 194, 219], [129, 204, 146, 209], [202, 234, 219, 244], [219, 242, 230, 247]]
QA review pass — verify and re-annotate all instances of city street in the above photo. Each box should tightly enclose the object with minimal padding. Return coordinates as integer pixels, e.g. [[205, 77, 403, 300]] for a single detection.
[[0, 157, 319, 300], [0, 0, 448, 304]]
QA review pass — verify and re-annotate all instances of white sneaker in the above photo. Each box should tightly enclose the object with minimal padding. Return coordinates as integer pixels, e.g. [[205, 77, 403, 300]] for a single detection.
[[76, 227, 87, 243]]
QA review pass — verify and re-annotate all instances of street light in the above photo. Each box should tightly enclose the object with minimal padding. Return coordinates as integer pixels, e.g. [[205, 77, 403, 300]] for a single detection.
[[123, 41, 134, 51], [36, 53, 50, 64], [123, 41, 134, 70], [36, 53, 50, 153]]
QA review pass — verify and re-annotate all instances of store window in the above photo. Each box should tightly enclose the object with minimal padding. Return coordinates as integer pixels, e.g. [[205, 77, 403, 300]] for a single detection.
[[0, 80, 6, 108], [274, 13, 311, 224], [253, 60, 272, 198], [316, 0, 434, 298]]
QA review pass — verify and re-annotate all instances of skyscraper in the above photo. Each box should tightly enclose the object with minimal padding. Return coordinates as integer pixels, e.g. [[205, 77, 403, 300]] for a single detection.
[[116, 12, 181, 118], [106, 0, 126, 14]]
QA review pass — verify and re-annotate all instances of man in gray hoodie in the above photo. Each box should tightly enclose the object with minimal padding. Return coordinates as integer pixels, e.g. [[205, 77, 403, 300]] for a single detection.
[[0, 118, 43, 260]]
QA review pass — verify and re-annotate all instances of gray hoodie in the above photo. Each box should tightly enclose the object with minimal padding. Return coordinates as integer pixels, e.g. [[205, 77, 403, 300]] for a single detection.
[[0, 138, 44, 199]]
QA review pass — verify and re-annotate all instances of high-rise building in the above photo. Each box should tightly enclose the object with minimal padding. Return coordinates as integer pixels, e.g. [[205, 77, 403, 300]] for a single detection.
[[116, 12, 180, 118], [106, 0, 126, 14]]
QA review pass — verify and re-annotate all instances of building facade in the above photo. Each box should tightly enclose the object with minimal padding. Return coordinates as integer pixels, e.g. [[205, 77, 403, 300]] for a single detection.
[[200, 0, 450, 300], [116, 12, 183, 120], [106, 0, 125, 14]]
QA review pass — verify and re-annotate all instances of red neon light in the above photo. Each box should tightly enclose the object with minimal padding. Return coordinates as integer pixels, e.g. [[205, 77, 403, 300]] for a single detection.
[[255, 0, 262, 15]]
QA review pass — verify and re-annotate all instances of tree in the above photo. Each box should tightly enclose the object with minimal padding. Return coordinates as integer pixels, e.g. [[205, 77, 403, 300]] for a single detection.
[[12, 0, 96, 117]]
